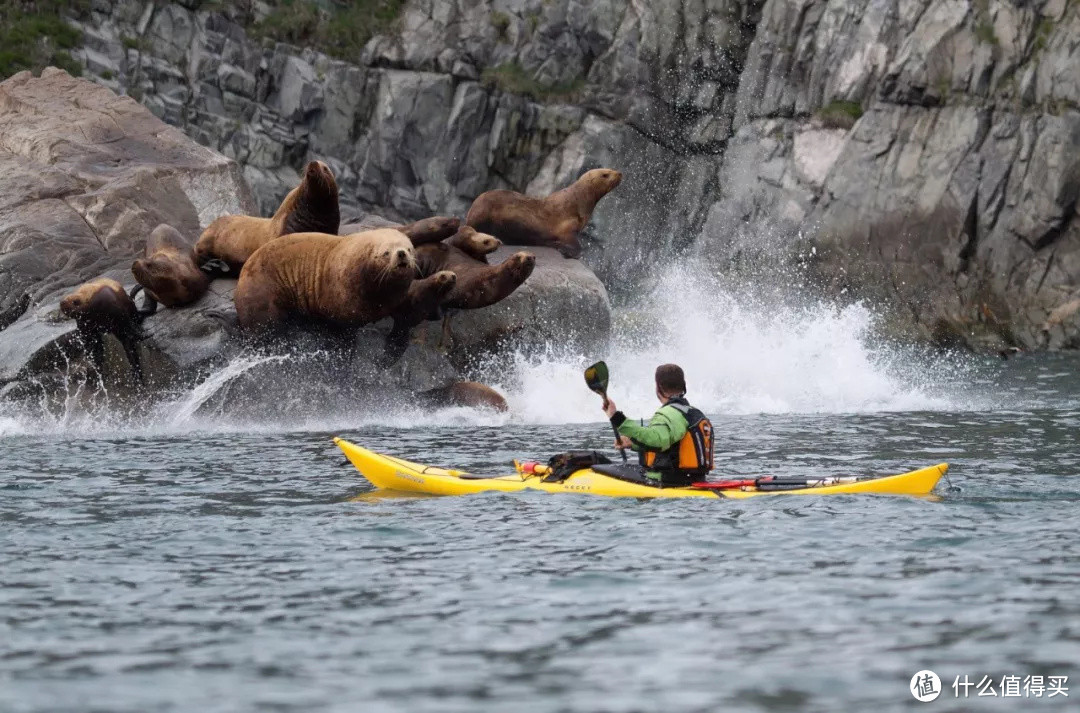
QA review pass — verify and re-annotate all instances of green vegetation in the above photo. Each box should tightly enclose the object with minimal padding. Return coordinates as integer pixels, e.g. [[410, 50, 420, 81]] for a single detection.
[[121, 35, 148, 51], [815, 100, 863, 130], [1033, 17, 1055, 52], [249, 0, 406, 63], [481, 62, 585, 102], [971, 0, 998, 47], [975, 19, 998, 45], [936, 74, 952, 99], [0, 1, 88, 79], [490, 10, 511, 40]]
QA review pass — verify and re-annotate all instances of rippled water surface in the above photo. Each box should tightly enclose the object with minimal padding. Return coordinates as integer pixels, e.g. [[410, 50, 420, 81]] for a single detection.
[[3, 354, 1080, 712]]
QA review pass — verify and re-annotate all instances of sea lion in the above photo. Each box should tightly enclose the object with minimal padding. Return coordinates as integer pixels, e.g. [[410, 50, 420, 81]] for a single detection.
[[339, 216, 460, 247], [399, 216, 461, 246], [415, 243, 535, 310], [195, 160, 340, 274], [234, 229, 416, 334], [465, 168, 623, 258], [423, 381, 509, 411], [386, 270, 458, 361], [131, 224, 209, 313], [60, 278, 142, 381], [445, 226, 501, 263]]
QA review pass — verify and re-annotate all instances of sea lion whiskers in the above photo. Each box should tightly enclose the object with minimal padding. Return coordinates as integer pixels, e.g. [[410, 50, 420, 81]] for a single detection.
[[373, 245, 415, 285]]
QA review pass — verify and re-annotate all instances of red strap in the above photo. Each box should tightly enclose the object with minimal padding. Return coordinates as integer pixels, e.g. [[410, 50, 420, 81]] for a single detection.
[[691, 479, 756, 490], [691, 477, 774, 490]]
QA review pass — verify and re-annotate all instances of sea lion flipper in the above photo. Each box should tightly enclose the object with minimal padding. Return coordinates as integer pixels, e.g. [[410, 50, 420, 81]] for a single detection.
[[128, 283, 158, 318], [199, 258, 231, 276], [137, 297, 159, 319], [400, 216, 460, 246]]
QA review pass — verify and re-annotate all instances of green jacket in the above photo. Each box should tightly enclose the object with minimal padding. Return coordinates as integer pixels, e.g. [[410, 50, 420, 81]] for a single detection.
[[611, 400, 689, 478]]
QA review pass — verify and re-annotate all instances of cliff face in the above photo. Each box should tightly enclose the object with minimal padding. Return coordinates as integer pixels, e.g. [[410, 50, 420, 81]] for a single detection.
[[67, 0, 1080, 349]]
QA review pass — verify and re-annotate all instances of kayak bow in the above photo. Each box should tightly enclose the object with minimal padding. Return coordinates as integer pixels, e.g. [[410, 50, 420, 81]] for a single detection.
[[334, 438, 947, 499]]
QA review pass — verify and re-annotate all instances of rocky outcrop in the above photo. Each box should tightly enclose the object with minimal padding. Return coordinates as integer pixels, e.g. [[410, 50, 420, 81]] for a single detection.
[[37, 0, 1080, 351], [708, 0, 1080, 350], [0, 67, 253, 384], [413, 246, 612, 361], [0, 70, 611, 408]]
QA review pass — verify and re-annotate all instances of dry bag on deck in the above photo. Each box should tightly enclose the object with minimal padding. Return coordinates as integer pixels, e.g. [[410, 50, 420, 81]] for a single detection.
[[543, 451, 612, 482]]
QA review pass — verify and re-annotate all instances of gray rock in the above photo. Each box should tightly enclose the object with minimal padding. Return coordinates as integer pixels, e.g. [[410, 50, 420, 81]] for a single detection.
[[269, 56, 323, 121], [145, 3, 197, 66], [412, 246, 611, 361], [0, 301, 77, 383], [0, 69, 254, 384], [139, 279, 239, 369], [217, 62, 257, 98], [388, 343, 459, 393]]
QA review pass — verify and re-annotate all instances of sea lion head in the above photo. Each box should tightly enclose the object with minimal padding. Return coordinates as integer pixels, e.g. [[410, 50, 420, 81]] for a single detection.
[[281, 160, 340, 236], [431, 270, 457, 291], [457, 226, 502, 253], [581, 167, 623, 195], [60, 279, 131, 325], [303, 160, 337, 193], [363, 229, 416, 281], [131, 257, 160, 294], [506, 251, 537, 279], [59, 291, 88, 318]]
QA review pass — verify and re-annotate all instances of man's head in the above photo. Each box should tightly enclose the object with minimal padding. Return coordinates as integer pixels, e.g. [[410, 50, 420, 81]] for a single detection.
[[655, 363, 686, 401]]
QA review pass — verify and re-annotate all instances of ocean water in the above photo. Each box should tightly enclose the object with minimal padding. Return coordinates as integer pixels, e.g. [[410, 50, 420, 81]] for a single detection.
[[2, 270, 1079, 712]]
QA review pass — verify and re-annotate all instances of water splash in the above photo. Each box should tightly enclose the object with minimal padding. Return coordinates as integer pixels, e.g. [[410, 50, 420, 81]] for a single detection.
[[494, 262, 974, 423], [162, 353, 291, 427]]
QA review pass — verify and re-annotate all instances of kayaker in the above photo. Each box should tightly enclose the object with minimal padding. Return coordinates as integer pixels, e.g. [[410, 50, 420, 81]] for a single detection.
[[602, 364, 714, 486]]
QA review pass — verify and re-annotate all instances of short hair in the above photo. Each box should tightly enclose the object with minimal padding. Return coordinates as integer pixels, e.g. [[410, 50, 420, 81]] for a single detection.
[[655, 364, 686, 395]]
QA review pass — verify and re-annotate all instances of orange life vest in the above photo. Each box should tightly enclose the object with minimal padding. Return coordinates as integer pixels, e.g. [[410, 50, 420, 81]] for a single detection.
[[641, 398, 714, 476]]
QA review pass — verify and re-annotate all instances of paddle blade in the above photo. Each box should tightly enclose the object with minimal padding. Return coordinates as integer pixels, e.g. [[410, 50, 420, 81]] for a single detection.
[[584, 361, 609, 395]]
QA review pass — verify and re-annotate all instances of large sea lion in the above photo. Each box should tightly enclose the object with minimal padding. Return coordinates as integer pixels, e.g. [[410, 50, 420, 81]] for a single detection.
[[234, 229, 416, 334], [415, 243, 535, 310], [422, 381, 509, 411], [60, 278, 142, 381], [195, 160, 340, 274], [465, 168, 623, 258], [131, 224, 209, 313], [445, 226, 501, 263]]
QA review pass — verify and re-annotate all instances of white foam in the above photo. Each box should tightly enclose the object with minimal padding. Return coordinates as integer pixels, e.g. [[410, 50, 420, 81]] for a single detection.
[[163, 353, 290, 427], [493, 263, 963, 423]]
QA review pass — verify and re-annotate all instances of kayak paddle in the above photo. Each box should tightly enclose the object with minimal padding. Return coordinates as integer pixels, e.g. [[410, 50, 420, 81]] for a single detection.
[[691, 476, 869, 491], [584, 360, 627, 463]]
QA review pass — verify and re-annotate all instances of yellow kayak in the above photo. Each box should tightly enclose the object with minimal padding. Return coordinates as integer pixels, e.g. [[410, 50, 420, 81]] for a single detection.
[[335, 438, 948, 499]]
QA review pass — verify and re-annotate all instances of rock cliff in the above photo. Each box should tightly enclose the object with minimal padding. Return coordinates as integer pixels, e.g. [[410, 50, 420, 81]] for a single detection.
[[12, 0, 1080, 350]]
